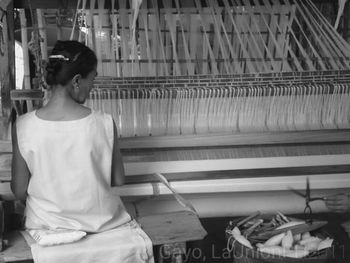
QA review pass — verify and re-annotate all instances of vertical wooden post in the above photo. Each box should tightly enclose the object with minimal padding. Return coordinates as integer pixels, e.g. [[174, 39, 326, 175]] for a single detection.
[[0, 0, 15, 140], [36, 9, 48, 60], [344, 2, 350, 44]]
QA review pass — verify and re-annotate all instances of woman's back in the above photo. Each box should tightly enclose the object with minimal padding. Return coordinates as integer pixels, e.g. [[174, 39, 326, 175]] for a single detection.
[[16, 110, 130, 232]]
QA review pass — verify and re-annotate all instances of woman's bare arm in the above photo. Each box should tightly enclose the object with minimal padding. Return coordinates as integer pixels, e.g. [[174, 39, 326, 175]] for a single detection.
[[11, 122, 30, 200], [111, 121, 125, 186]]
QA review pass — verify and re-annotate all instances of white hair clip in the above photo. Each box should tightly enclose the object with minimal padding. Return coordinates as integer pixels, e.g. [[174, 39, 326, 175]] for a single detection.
[[49, 55, 70, 61]]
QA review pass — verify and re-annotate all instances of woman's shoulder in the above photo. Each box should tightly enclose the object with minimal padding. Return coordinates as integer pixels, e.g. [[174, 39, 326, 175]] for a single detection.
[[16, 111, 36, 126], [92, 110, 113, 122]]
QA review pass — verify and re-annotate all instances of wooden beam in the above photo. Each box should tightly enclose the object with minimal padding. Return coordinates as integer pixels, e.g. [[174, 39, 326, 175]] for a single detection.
[[13, 0, 79, 9], [12, 0, 336, 9], [0, 1, 15, 120], [124, 154, 350, 176]]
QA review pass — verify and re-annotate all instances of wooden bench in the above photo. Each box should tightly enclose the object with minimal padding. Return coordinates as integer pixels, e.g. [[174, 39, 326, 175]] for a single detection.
[[0, 210, 206, 263]]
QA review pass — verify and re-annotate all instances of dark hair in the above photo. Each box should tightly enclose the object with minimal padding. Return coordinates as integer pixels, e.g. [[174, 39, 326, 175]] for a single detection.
[[45, 40, 97, 86]]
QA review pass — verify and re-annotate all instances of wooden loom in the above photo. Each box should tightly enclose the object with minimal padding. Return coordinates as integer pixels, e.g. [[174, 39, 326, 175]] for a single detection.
[[1, 0, 350, 218], [79, 0, 350, 217]]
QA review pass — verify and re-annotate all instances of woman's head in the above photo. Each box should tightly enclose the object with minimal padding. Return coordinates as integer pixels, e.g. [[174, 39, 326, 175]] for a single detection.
[[45, 40, 97, 103]]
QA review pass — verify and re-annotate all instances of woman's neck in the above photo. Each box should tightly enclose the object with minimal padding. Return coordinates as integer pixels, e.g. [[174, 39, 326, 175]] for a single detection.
[[37, 87, 90, 121], [45, 87, 77, 109]]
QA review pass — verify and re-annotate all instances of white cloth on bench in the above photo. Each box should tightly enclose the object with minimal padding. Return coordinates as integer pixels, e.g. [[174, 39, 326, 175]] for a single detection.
[[28, 220, 154, 263]]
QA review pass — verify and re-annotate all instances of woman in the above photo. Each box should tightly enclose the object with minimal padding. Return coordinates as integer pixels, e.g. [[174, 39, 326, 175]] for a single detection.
[[11, 40, 154, 263]]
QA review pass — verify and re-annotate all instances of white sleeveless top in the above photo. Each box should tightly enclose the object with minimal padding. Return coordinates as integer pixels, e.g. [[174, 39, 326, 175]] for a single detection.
[[16, 110, 131, 233]]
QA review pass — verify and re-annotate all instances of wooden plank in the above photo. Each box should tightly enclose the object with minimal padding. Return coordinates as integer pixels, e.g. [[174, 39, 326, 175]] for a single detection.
[[137, 211, 207, 245]]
